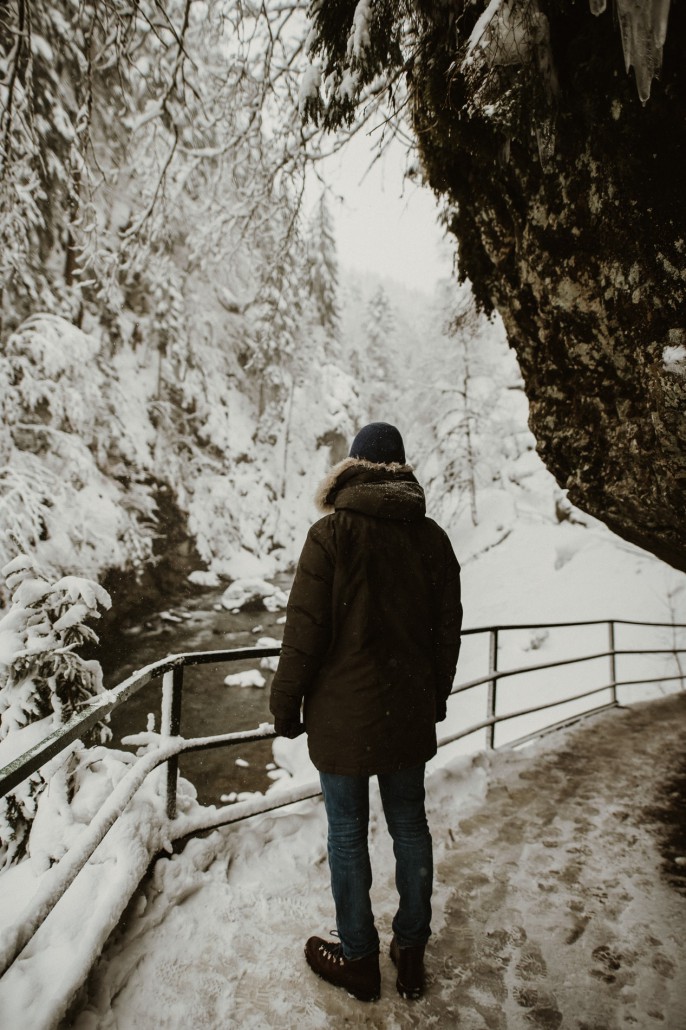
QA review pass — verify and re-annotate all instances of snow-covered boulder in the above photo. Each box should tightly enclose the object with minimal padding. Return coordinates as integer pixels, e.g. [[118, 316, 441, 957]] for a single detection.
[[223, 670, 266, 689], [220, 579, 287, 612], [187, 570, 221, 588], [256, 636, 281, 672]]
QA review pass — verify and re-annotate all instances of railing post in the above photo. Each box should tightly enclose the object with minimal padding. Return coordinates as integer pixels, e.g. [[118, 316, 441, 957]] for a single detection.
[[608, 620, 617, 705], [487, 628, 498, 749], [162, 666, 184, 819]]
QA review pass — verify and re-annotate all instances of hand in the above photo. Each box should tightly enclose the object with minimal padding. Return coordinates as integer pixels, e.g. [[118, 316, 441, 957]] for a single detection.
[[274, 718, 305, 739], [435, 699, 447, 723]]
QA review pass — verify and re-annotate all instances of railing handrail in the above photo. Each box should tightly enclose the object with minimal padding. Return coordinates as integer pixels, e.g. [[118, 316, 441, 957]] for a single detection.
[[0, 647, 281, 797], [461, 618, 686, 634], [2, 617, 686, 800], [0, 615, 684, 984], [449, 647, 686, 697]]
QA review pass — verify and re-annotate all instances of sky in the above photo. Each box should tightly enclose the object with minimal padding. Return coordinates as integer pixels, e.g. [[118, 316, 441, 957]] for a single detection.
[[316, 131, 455, 294]]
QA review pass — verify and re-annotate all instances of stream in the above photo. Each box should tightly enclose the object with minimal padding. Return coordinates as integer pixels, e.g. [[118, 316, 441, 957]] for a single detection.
[[97, 580, 290, 807]]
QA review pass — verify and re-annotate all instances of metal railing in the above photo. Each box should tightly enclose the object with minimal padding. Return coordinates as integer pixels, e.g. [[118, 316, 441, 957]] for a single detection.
[[0, 617, 684, 982]]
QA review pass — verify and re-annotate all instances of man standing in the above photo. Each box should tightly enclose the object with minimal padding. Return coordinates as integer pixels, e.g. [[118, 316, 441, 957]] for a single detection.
[[269, 422, 462, 1003]]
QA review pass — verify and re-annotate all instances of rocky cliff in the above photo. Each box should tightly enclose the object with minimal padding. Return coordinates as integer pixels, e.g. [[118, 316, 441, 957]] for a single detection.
[[411, 0, 686, 569]]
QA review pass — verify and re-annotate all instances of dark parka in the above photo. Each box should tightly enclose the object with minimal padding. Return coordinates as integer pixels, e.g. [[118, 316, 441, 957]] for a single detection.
[[269, 458, 463, 776]]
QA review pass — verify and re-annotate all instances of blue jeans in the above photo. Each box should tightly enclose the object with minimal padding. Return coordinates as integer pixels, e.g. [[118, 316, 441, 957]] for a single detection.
[[319, 764, 433, 960]]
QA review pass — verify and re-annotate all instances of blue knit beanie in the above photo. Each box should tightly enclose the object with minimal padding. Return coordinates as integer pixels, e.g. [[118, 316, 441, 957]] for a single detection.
[[349, 422, 406, 465]]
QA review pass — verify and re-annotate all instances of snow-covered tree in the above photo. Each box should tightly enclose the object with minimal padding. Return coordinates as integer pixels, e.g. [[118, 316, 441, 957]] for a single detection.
[[413, 281, 531, 530], [0, 1, 381, 585], [0, 314, 158, 578], [362, 285, 396, 415], [0, 554, 110, 867], [307, 193, 340, 343], [366, 285, 395, 352]]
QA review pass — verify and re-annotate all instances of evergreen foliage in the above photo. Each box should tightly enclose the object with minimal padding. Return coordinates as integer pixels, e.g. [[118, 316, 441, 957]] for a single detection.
[[307, 193, 340, 342], [362, 284, 395, 412], [0, 554, 110, 867]]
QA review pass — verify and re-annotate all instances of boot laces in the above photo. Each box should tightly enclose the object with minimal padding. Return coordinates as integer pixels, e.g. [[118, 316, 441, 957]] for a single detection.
[[318, 942, 345, 965]]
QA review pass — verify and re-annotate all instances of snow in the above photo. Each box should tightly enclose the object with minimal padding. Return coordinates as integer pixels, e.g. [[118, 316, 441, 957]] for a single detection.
[[0, 715, 53, 769], [187, 569, 221, 588], [350, 0, 373, 59], [220, 578, 288, 612], [298, 63, 321, 113], [464, 0, 541, 69], [53, 603, 91, 633], [0, 611, 25, 667], [26, 693, 684, 1029], [256, 636, 281, 671], [213, 550, 275, 583], [464, 0, 505, 65], [223, 670, 266, 689], [663, 344, 686, 373]]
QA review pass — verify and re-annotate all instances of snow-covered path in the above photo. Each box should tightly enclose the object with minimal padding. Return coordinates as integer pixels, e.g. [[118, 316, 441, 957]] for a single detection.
[[70, 694, 686, 1030]]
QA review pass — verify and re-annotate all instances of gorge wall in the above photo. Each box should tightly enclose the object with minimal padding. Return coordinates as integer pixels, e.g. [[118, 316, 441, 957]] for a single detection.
[[411, 0, 686, 570]]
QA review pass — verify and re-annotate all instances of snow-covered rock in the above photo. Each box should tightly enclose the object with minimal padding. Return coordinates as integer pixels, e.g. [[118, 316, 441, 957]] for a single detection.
[[220, 579, 287, 612], [223, 669, 266, 689], [187, 570, 221, 588], [256, 636, 281, 671]]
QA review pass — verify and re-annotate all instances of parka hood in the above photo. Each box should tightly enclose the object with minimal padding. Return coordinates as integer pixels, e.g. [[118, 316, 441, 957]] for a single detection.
[[315, 457, 425, 521]]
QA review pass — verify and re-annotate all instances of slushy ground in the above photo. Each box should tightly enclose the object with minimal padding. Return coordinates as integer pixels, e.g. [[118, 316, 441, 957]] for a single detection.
[[69, 693, 686, 1030]]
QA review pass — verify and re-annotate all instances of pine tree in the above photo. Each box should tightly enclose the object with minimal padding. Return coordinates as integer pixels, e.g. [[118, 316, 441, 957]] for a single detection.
[[308, 193, 340, 342], [0, 554, 111, 867], [365, 285, 395, 354], [413, 280, 526, 529], [362, 285, 395, 414], [248, 213, 308, 429]]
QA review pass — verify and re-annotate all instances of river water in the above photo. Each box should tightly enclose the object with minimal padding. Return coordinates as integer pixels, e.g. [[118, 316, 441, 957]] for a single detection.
[[98, 583, 290, 806]]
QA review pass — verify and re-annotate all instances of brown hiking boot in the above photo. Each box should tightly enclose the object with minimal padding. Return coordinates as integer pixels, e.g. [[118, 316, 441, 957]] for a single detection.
[[304, 936, 381, 1002], [390, 935, 426, 999]]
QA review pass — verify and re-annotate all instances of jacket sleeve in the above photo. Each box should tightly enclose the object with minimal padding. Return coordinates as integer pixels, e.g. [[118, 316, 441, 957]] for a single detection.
[[269, 519, 334, 724], [435, 531, 463, 707]]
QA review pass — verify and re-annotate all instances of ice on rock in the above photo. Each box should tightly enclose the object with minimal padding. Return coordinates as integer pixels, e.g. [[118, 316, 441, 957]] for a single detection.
[[596, 0, 672, 102]]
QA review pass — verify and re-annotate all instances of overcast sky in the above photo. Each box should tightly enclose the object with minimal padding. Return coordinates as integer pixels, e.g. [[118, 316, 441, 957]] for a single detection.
[[316, 132, 455, 294]]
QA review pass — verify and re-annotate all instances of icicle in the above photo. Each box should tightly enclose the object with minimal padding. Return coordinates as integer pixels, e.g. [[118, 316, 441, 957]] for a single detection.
[[652, 0, 671, 46], [615, 0, 672, 103]]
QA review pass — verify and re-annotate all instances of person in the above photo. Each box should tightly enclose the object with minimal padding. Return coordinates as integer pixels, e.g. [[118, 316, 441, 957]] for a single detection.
[[269, 422, 462, 1003]]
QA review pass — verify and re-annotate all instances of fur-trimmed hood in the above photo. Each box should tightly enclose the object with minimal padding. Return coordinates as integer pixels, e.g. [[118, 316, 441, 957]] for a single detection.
[[315, 456, 425, 521]]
